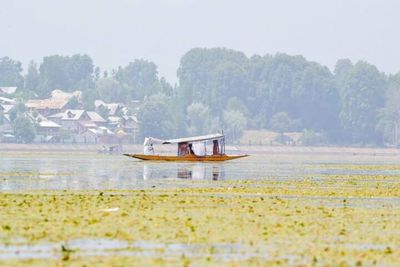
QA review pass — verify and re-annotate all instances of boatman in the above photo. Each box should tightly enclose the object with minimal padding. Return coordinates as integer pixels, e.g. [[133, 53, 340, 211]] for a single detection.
[[143, 137, 155, 155]]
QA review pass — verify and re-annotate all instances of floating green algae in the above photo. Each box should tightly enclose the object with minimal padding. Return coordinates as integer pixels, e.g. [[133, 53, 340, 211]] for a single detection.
[[1, 181, 400, 266]]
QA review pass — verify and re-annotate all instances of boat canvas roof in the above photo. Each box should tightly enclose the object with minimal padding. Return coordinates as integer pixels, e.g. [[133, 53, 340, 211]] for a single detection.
[[162, 133, 224, 144]]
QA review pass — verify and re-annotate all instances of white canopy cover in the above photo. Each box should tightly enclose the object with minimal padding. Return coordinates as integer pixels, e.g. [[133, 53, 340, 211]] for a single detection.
[[162, 133, 224, 144], [192, 142, 206, 156]]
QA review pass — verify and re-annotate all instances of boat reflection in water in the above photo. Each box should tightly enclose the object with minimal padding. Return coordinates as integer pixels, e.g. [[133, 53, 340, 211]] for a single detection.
[[142, 163, 224, 181], [177, 164, 224, 180]]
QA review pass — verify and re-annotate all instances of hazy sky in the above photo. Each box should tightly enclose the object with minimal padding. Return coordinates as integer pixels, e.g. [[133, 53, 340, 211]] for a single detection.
[[1, 0, 400, 83]]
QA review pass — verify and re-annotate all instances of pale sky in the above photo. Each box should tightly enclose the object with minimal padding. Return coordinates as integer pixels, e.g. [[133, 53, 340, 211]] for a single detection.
[[1, 0, 400, 83]]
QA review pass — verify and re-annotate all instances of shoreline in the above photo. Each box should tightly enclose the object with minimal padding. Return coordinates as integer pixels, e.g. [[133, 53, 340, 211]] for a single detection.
[[0, 143, 399, 156]]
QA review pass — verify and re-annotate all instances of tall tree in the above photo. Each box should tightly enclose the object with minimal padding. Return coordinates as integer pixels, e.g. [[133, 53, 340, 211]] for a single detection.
[[39, 54, 94, 96], [222, 109, 246, 142], [377, 73, 400, 145], [96, 78, 127, 103], [13, 115, 35, 143], [293, 62, 339, 132], [8, 102, 27, 123], [137, 94, 177, 139], [0, 57, 24, 89], [24, 61, 40, 98], [177, 48, 249, 115], [186, 102, 217, 136], [114, 59, 161, 100], [336, 61, 387, 144]]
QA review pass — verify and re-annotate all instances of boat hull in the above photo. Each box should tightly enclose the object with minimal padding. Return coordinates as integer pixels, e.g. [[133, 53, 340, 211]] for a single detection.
[[123, 153, 248, 162]]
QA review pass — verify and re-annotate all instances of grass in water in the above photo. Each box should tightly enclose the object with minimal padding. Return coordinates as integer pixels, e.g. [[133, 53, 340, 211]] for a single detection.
[[0, 181, 400, 266]]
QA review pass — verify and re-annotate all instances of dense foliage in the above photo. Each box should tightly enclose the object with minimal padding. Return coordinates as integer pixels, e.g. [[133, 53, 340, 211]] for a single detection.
[[13, 115, 35, 143], [1, 47, 398, 145]]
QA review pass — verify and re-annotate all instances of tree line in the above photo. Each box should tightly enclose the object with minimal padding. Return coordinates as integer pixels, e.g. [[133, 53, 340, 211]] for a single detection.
[[1, 47, 399, 146]]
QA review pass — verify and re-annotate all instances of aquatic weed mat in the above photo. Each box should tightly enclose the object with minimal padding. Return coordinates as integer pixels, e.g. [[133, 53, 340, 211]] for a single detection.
[[1, 183, 400, 266], [306, 163, 400, 171]]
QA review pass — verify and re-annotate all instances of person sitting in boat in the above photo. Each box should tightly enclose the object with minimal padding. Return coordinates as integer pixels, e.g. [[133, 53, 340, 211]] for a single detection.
[[213, 140, 219, 155], [188, 143, 195, 155]]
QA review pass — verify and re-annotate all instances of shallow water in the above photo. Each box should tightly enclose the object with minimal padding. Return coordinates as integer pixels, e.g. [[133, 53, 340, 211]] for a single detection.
[[0, 239, 272, 262], [1, 150, 400, 191], [2, 150, 400, 265]]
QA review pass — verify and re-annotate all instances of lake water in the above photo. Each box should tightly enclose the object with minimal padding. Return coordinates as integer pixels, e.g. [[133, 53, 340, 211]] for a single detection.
[[2, 149, 400, 265], [1, 150, 400, 191]]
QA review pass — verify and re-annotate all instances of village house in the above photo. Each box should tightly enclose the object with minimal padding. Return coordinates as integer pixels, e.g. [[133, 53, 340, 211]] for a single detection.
[[47, 108, 107, 142], [87, 111, 107, 127], [24, 112, 61, 143], [25, 89, 81, 116], [121, 115, 139, 143], [0, 96, 15, 105], [36, 120, 62, 143], [88, 127, 117, 144], [0, 87, 17, 96], [94, 100, 126, 117], [49, 109, 90, 134], [0, 88, 141, 144], [26, 99, 68, 117], [0, 103, 14, 141]]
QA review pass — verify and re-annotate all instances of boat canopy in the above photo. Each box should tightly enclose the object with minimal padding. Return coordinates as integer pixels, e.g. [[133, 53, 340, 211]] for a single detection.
[[162, 133, 224, 144]]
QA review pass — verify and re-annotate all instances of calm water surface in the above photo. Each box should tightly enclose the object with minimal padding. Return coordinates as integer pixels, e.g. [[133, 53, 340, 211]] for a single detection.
[[1, 150, 399, 191]]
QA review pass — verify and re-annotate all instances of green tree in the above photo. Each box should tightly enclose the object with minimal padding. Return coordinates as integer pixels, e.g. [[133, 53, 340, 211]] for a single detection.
[[336, 61, 387, 144], [65, 96, 82, 109], [160, 77, 174, 96], [39, 54, 94, 96], [9, 102, 27, 123], [13, 116, 35, 143], [225, 97, 249, 116], [247, 54, 306, 127], [0, 57, 24, 89], [186, 102, 215, 136], [293, 62, 339, 131], [177, 49, 340, 135], [247, 53, 340, 131], [96, 78, 127, 103], [39, 55, 70, 96], [177, 48, 249, 115], [377, 73, 400, 145], [23, 61, 40, 99], [222, 109, 246, 142], [137, 94, 177, 139], [68, 54, 94, 88], [114, 59, 161, 100], [269, 112, 295, 133], [82, 88, 99, 111]]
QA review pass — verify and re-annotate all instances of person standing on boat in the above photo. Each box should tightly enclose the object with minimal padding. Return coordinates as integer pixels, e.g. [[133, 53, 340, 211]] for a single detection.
[[143, 137, 154, 155]]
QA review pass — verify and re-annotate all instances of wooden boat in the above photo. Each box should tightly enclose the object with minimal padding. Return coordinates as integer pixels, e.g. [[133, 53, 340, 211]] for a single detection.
[[124, 133, 248, 162], [124, 153, 248, 161]]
